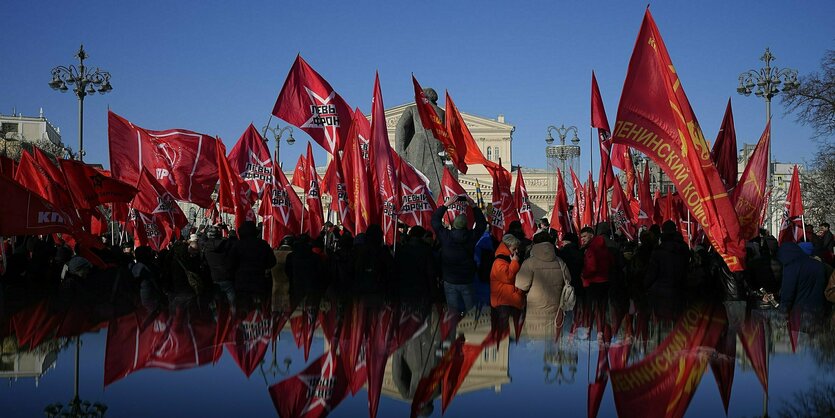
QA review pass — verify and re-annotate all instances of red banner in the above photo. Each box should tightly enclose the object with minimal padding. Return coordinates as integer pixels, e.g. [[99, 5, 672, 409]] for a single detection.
[[369, 73, 400, 246], [610, 177, 636, 240], [131, 168, 188, 233], [710, 99, 738, 191], [108, 111, 218, 207], [0, 155, 17, 178], [637, 163, 654, 227], [739, 316, 769, 393], [303, 142, 324, 236], [549, 168, 573, 238], [271, 55, 353, 155], [733, 122, 770, 240], [60, 158, 137, 209], [514, 169, 536, 238], [413, 75, 466, 173], [321, 152, 352, 235], [15, 150, 75, 210], [268, 350, 350, 418], [445, 92, 499, 171], [227, 124, 274, 197], [570, 168, 585, 232], [438, 167, 474, 227], [216, 139, 255, 230], [487, 164, 517, 241], [398, 161, 436, 230], [778, 165, 804, 244], [610, 10, 745, 271]]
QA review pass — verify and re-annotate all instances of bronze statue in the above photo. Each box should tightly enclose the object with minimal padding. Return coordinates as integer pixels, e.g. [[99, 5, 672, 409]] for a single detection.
[[395, 88, 453, 199]]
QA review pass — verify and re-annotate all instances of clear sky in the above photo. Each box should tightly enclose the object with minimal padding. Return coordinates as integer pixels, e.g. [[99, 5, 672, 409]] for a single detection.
[[2, 0, 833, 176]]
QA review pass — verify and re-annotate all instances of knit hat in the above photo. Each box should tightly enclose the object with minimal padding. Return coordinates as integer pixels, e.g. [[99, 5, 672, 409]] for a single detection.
[[798, 241, 814, 256], [453, 214, 468, 229]]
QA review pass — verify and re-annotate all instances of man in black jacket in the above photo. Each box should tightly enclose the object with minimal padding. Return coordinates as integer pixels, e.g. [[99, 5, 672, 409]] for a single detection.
[[645, 221, 690, 318], [229, 221, 277, 298], [431, 197, 487, 314], [199, 226, 234, 304]]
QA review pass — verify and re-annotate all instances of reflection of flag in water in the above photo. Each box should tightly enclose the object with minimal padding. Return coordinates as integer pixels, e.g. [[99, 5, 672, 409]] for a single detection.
[[474, 179, 485, 210], [268, 350, 350, 418]]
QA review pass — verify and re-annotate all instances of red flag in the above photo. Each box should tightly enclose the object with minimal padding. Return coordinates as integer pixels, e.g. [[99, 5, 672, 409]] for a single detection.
[[32, 147, 67, 188], [413, 76, 466, 173], [227, 124, 274, 196], [260, 175, 302, 248], [610, 10, 745, 271], [711, 99, 738, 191], [733, 122, 770, 240], [549, 168, 572, 238], [322, 152, 352, 235], [588, 343, 610, 418], [637, 163, 654, 228], [108, 111, 218, 207], [583, 173, 595, 228], [303, 142, 324, 236], [291, 155, 307, 189], [342, 109, 374, 235], [623, 150, 636, 199], [224, 308, 273, 378], [272, 55, 352, 155], [132, 209, 173, 251], [610, 177, 637, 240], [778, 165, 804, 244], [398, 161, 436, 230], [442, 326, 510, 412], [367, 306, 395, 418], [290, 305, 318, 361], [369, 73, 400, 245], [438, 167, 474, 227], [739, 316, 769, 393], [445, 92, 498, 170], [514, 169, 536, 238], [268, 350, 349, 418], [411, 336, 465, 418], [709, 326, 736, 415], [487, 163, 517, 241], [596, 162, 612, 224], [570, 168, 585, 231], [60, 159, 137, 209], [609, 305, 726, 418], [131, 168, 188, 233], [216, 139, 255, 230], [15, 151, 75, 210]]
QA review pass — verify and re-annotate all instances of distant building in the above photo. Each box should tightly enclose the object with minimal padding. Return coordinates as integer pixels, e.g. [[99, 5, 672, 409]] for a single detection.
[[0, 109, 65, 159]]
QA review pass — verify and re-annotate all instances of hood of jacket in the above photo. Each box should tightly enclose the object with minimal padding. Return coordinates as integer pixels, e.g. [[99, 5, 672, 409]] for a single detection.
[[777, 242, 809, 265], [530, 242, 557, 262]]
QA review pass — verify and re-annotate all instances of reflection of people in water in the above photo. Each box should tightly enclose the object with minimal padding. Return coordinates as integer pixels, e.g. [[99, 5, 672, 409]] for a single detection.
[[391, 309, 441, 402]]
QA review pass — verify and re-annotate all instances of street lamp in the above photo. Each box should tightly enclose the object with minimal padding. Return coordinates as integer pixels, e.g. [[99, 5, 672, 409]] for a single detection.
[[545, 124, 581, 193], [262, 123, 295, 169], [43, 337, 107, 418], [737, 48, 800, 232], [49, 45, 113, 162]]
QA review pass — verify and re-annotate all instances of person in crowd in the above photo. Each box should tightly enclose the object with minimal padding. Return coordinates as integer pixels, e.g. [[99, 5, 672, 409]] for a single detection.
[[272, 236, 294, 312], [817, 222, 834, 265], [394, 226, 436, 302], [580, 226, 611, 328], [644, 220, 690, 317], [474, 229, 496, 307], [516, 231, 569, 316], [556, 232, 584, 299], [508, 220, 532, 261], [755, 228, 779, 258], [490, 234, 524, 317], [200, 226, 235, 305], [778, 241, 827, 314], [134, 246, 164, 310], [288, 234, 324, 302], [538, 217, 559, 242], [229, 221, 277, 298], [352, 224, 393, 296], [431, 197, 487, 314], [331, 231, 355, 294], [626, 230, 656, 307]]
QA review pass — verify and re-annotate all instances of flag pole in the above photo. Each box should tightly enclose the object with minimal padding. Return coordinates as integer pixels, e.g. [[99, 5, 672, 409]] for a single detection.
[[801, 215, 807, 241], [0, 236, 6, 274]]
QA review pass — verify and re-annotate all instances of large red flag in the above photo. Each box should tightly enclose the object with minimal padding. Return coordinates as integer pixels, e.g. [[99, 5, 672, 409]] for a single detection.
[[778, 164, 804, 244], [60, 159, 137, 209], [32, 147, 67, 189], [610, 10, 745, 271], [711, 99, 738, 191], [549, 168, 572, 238], [269, 350, 349, 418], [224, 308, 273, 378], [260, 168, 303, 248], [610, 177, 637, 240], [272, 55, 352, 155], [216, 139, 255, 230], [369, 73, 400, 245], [592, 71, 621, 187], [514, 169, 536, 238], [0, 174, 76, 236], [733, 122, 770, 240], [487, 163, 517, 241], [303, 142, 324, 237], [413, 76, 466, 173], [411, 336, 465, 418], [398, 161, 436, 230], [321, 152, 352, 235], [637, 163, 654, 228], [15, 151, 75, 210], [445, 92, 499, 170], [342, 110, 374, 235], [739, 316, 769, 393], [227, 124, 274, 196], [108, 111, 218, 207], [131, 168, 188, 233], [438, 167, 474, 227]]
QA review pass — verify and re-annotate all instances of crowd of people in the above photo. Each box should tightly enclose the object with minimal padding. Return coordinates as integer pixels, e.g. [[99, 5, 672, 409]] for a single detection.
[[1, 200, 834, 328]]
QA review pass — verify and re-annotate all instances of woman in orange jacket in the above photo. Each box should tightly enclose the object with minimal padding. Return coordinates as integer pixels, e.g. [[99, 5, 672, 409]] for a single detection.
[[490, 234, 525, 313]]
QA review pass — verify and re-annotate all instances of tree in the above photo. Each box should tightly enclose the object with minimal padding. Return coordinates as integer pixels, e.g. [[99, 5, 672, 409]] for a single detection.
[[802, 141, 835, 225], [782, 49, 835, 139]]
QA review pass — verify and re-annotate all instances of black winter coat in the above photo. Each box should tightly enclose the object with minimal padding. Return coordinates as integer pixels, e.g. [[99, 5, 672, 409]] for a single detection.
[[431, 206, 487, 285], [229, 236, 277, 294], [778, 242, 827, 313], [645, 233, 690, 300], [200, 236, 232, 283]]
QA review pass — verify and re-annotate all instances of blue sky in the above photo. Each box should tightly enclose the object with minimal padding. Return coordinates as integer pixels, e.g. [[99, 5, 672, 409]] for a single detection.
[[2, 1, 833, 175]]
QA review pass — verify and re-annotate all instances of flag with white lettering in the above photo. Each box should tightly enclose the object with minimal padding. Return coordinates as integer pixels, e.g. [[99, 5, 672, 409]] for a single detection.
[[268, 350, 349, 418], [398, 160, 436, 230], [514, 169, 536, 238], [227, 124, 274, 197], [216, 139, 256, 230], [321, 152, 352, 235], [108, 111, 218, 207], [131, 168, 188, 234], [303, 142, 324, 236], [438, 167, 474, 226], [272, 55, 353, 155]]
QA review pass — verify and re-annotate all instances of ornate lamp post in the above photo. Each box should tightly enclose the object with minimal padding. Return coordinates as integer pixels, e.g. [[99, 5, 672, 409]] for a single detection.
[[49, 45, 112, 162], [545, 124, 581, 194], [43, 337, 107, 418], [737, 48, 800, 232], [262, 123, 295, 169]]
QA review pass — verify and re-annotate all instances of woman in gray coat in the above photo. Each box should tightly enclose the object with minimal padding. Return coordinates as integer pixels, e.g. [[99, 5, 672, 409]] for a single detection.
[[516, 231, 571, 316]]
